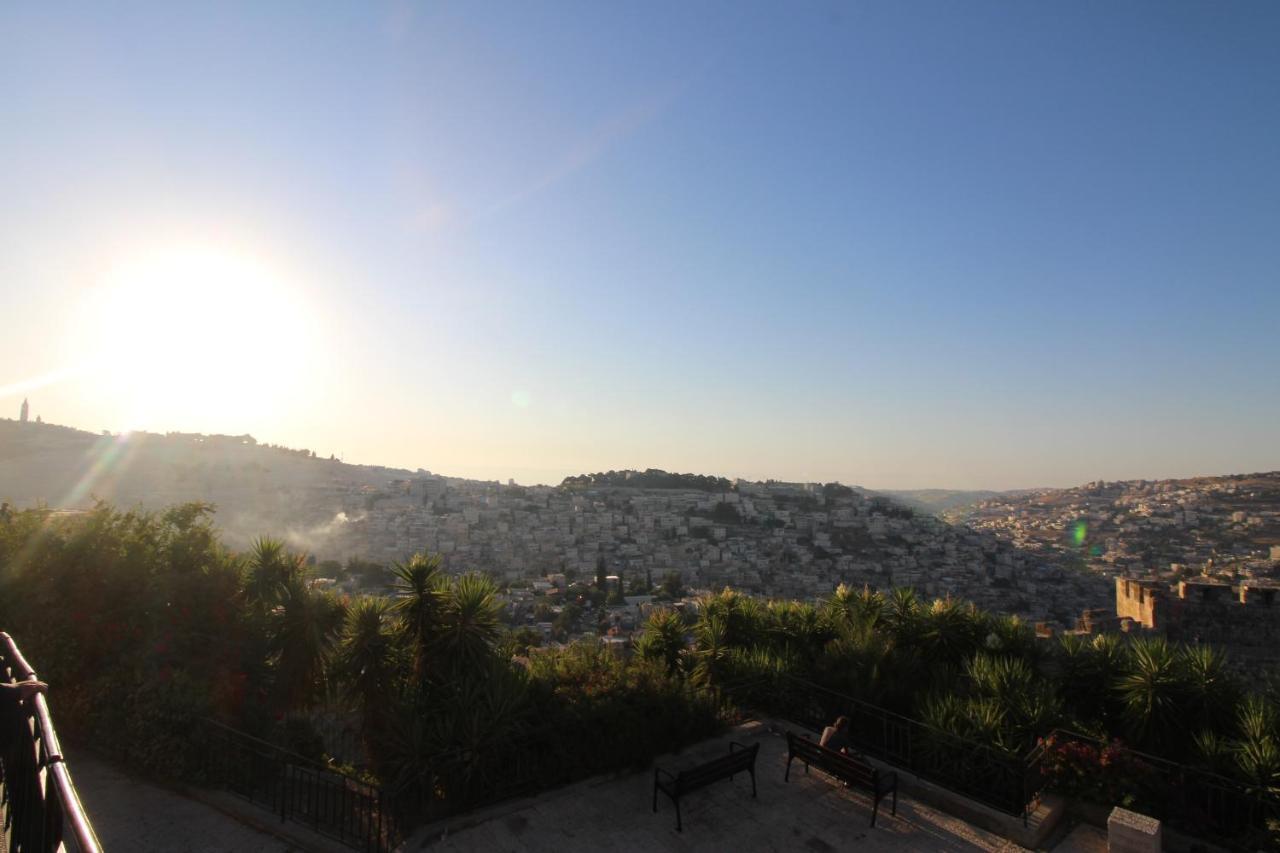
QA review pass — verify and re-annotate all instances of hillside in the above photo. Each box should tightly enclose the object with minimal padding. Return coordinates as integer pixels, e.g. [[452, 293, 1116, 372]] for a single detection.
[[0, 421, 1114, 622], [0, 418, 421, 548], [877, 488, 1007, 514], [952, 472, 1280, 578]]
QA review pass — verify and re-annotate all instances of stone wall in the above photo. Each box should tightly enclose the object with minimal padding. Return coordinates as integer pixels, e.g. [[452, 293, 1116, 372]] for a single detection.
[[1115, 576, 1280, 667]]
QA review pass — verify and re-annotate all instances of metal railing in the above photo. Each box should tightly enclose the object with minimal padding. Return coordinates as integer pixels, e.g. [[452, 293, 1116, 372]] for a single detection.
[[1039, 729, 1280, 848], [720, 674, 1045, 820], [0, 632, 102, 853], [199, 718, 399, 853]]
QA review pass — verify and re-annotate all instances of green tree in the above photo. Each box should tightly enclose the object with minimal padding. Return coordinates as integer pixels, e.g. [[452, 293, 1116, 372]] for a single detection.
[[635, 610, 687, 675], [335, 597, 399, 735], [1117, 636, 1184, 748], [271, 576, 346, 711], [435, 574, 501, 677], [391, 552, 444, 681]]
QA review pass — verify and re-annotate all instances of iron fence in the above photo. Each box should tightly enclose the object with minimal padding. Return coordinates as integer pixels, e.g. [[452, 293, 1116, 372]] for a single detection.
[[199, 718, 399, 853], [721, 674, 1045, 820], [0, 632, 102, 853], [1041, 729, 1280, 848]]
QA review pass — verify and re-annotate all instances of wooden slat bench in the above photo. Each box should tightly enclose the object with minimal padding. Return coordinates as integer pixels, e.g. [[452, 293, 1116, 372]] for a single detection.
[[652, 740, 759, 831], [784, 731, 897, 827]]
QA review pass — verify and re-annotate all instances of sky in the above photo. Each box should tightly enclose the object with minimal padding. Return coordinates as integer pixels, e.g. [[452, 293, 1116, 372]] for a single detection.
[[2, 2, 1278, 490]]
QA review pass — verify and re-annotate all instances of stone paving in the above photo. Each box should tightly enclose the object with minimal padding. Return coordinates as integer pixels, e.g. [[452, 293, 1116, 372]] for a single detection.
[[409, 722, 1029, 853], [69, 751, 297, 852]]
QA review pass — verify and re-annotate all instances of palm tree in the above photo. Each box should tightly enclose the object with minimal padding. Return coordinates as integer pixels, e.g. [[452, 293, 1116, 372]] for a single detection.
[[699, 588, 764, 650], [335, 596, 400, 733], [1178, 643, 1239, 736], [691, 613, 731, 687], [815, 617, 894, 704], [1116, 636, 1184, 747], [272, 577, 347, 710], [434, 573, 501, 678], [884, 587, 922, 645], [243, 537, 298, 613], [920, 597, 983, 668], [763, 600, 828, 665], [635, 609, 687, 675], [391, 552, 444, 681]]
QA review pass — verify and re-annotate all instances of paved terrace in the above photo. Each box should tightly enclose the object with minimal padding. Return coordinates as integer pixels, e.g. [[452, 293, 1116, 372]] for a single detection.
[[407, 721, 1104, 853]]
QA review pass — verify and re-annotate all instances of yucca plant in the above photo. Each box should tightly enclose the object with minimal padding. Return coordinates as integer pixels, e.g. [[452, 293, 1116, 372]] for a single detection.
[[242, 537, 295, 613], [1116, 636, 1183, 748], [1192, 729, 1236, 777], [814, 617, 894, 705], [920, 597, 984, 668], [434, 573, 501, 680], [270, 576, 346, 711], [1237, 695, 1279, 746], [884, 587, 922, 644], [634, 609, 688, 676], [391, 552, 444, 681], [690, 613, 731, 687], [335, 596, 401, 731], [1178, 644, 1240, 736]]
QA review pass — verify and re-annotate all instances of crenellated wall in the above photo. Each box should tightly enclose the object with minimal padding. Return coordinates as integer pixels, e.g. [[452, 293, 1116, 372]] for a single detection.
[[1115, 576, 1280, 666]]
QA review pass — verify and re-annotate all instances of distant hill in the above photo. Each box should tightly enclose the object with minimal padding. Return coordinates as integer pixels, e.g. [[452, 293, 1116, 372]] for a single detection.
[[953, 472, 1280, 573], [0, 418, 420, 548], [877, 488, 1007, 514], [561, 469, 732, 492]]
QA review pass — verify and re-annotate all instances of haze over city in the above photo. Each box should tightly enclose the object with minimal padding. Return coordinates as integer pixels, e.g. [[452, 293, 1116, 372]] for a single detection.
[[4, 2, 1278, 490]]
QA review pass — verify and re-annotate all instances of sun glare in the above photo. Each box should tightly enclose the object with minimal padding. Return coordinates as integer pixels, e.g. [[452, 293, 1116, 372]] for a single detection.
[[74, 245, 320, 429]]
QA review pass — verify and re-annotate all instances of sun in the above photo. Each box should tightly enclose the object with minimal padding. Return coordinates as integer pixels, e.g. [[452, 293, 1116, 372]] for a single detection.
[[74, 244, 321, 430]]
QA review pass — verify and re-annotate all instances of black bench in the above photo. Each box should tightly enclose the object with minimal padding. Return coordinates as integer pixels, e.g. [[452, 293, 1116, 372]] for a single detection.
[[653, 740, 759, 831], [784, 732, 897, 827]]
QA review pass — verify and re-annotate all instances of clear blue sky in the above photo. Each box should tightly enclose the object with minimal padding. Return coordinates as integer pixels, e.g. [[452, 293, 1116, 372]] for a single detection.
[[2, 2, 1278, 489]]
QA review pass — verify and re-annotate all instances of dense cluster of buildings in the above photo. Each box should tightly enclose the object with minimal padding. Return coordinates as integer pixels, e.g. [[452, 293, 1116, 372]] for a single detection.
[[956, 473, 1280, 582], [313, 473, 1109, 625]]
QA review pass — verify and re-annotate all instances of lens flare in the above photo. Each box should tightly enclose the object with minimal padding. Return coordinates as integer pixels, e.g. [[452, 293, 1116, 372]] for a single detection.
[[1071, 520, 1087, 547]]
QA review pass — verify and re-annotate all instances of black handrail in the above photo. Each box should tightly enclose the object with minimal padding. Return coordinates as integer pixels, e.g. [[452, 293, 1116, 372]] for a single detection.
[[719, 674, 1045, 820], [198, 718, 399, 853], [1039, 728, 1280, 845], [0, 631, 102, 853]]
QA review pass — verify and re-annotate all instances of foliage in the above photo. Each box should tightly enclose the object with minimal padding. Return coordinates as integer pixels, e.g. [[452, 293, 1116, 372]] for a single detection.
[[560, 469, 732, 492]]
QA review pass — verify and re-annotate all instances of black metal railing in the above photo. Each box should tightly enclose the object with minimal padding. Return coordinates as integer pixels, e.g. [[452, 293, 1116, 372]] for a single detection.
[[198, 679, 730, 849], [721, 674, 1045, 820], [199, 718, 399, 853], [1039, 729, 1280, 849], [0, 632, 102, 853], [403, 680, 733, 826]]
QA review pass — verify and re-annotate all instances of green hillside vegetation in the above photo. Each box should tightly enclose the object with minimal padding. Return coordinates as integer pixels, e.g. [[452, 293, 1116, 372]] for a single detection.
[[561, 469, 732, 492], [1, 501, 1276, 839]]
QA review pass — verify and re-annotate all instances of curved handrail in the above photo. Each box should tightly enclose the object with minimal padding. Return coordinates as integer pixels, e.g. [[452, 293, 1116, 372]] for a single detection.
[[0, 632, 103, 853]]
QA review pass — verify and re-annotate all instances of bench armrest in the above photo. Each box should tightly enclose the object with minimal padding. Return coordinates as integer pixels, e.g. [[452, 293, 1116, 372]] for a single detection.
[[876, 770, 898, 794], [654, 767, 676, 783], [729, 741, 750, 752]]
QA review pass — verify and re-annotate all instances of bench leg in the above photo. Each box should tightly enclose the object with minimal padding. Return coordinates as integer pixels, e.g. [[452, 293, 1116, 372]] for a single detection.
[[675, 798, 682, 833], [652, 780, 658, 814], [784, 756, 792, 782], [870, 795, 878, 828], [891, 786, 897, 816], [750, 768, 757, 798]]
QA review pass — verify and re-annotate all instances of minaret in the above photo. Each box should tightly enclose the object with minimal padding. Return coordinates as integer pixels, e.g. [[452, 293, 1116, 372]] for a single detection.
[[20, 398, 29, 423]]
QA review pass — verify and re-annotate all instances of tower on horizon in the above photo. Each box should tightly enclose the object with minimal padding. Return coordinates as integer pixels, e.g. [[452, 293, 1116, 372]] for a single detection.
[[20, 398, 29, 423]]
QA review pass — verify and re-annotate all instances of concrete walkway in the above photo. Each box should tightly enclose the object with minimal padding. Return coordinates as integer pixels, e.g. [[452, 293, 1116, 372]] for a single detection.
[[69, 751, 297, 852], [408, 722, 1028, 852]]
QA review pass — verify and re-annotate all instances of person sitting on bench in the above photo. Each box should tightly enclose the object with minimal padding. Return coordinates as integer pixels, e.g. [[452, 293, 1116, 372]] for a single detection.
[[819, 715, 852, 754]]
